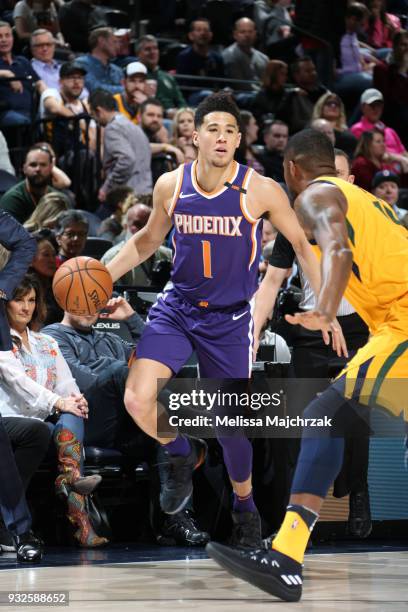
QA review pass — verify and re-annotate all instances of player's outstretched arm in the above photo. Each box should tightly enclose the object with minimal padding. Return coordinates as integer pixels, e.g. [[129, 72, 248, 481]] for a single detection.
[[106, 171, 175, 283], [249, 174, 322, 295], [249, 175, 348, 356], [287, 183, 353, 330]]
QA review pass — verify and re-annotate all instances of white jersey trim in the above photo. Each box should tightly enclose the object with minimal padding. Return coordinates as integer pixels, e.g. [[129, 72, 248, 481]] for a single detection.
[[190, 160, 240, 200], [240, 168, 257, 223], [167, 164, 185, 217]]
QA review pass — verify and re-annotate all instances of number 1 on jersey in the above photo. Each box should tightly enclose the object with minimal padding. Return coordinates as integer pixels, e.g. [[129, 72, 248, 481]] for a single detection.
[[201, 240, 213, 278]]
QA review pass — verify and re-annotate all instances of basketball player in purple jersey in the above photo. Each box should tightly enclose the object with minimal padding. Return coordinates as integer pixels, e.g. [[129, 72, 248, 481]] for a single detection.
[[106, 93, 326, 546]]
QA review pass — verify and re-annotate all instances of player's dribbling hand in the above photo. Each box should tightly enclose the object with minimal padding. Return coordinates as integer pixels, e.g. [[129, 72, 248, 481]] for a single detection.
[[98, 295, 135, 320]]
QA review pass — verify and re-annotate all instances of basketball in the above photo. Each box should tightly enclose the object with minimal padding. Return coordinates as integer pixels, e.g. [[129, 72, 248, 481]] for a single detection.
[[52, 256, 113, 315]]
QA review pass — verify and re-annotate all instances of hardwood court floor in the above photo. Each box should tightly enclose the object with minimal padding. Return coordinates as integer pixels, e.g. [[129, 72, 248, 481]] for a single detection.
[[0, 547, 407, 612]]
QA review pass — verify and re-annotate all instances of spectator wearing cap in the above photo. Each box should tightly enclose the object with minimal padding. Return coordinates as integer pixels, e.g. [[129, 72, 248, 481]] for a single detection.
[[89, 89, 152, 202], [113, 62, 148, 125], [372, 169, 408, 228], [40, 60, 87, 119], [76, 27, 123, 94], [39, 60, 96, 155], [113, 28, 139, 69], [0, 21, 46, 127], [351, 88, 408, 174], [136, 35, 185, 118]]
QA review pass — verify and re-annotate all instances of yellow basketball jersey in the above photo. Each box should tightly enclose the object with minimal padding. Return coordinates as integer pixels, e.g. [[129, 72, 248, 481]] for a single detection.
[[311, 176, 408, 334], [113, 93, 139, 124]]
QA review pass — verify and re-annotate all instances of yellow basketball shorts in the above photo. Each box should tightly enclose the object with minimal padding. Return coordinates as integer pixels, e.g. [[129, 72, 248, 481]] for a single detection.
[[338, 325, 408, 420]]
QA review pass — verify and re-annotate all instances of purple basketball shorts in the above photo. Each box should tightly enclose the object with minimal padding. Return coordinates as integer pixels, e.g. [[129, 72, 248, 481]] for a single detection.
[[136, 289, 254, 378]]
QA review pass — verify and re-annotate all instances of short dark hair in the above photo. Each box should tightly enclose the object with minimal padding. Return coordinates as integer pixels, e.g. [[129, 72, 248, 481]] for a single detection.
[[136, 34, 158, 53], [30, 28, 53, 46], [239, 110, 254, 131], [140, 97, 164, 115], [9, 273, 46, 331], [54, 210, 89, 236], [334, 147, 351, 173], [284, 128, 335, 172], [89, 89, 116, 112], [392, 29, 408, 64], [194, 92, 241, 130], [105, 186, 134, 211], [346, 2, 369, 20], [264, 119, 288, 135], [189, 18, 211, 32], [88, 27, 113, 51], [32, 228, 58, 253], [334, 148, 350, 162], [26, 145, 53, 163], [290, 56, 314, 75]]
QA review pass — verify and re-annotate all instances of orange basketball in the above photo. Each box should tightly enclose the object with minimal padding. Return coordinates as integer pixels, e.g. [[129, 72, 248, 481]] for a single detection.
[[52, 256, 113, 316]]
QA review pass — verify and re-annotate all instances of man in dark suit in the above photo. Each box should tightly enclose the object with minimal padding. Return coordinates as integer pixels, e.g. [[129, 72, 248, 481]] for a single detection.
[[0, 210, 45, 562]]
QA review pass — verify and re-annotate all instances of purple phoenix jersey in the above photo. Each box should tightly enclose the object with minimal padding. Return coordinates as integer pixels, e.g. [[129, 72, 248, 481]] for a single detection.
[[136, 160, 263, 378], [168, 160, 263, 309]]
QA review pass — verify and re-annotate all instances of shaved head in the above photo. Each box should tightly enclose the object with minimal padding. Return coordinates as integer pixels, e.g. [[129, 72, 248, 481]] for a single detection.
[[283, 128, 337, 195], [284, 128, 336, 175]]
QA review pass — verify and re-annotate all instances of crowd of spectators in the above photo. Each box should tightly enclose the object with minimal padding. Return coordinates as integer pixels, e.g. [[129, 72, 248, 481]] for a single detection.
[[0, 0, 407, 555]]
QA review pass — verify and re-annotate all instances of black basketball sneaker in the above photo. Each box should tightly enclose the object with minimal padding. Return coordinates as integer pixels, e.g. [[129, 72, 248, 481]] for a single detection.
[[160, 437, 207, 514], [206, 542, 303, 602], [230, 510, 262, 548]]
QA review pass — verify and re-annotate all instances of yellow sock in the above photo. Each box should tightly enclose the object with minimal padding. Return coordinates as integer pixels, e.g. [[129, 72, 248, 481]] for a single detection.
[[272, 510, 313, 564]]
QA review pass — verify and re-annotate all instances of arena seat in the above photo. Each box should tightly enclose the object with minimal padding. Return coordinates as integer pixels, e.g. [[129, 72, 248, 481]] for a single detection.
[[202, 0, 235, 45], [101, 8, 130, 29], [83, 237, 113, 260], [159, 42, 188, 71], [0, 169, 18, 198], [75, 210, 102, 237]]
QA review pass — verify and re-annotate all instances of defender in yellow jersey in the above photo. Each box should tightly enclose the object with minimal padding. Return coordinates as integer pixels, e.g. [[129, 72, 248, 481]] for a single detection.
[[207, 129, 408, 602], [308, 174, 408, 336], [306, 174, 408, 418]]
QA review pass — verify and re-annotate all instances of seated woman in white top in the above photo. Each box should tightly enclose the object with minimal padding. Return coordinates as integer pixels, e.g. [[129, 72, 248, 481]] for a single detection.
[[0, 273, 107, 548]]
